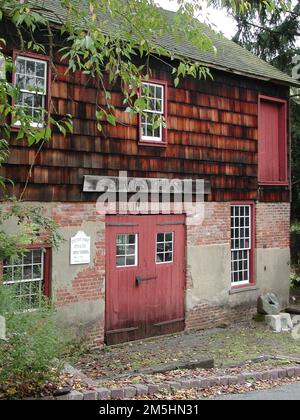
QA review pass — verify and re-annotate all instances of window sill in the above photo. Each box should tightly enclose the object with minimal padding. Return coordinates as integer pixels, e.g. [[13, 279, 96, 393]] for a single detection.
[[229, 284, 258, 295], [258, 182, 289, 187], [138, 140, 167, 148]]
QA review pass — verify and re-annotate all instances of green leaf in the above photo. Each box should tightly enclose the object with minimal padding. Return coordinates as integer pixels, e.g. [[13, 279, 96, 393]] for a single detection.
[[107, 114, 116, 126]]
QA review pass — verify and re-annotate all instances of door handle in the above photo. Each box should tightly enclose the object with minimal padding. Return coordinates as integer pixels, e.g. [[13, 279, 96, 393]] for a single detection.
[[136, 275, 158, 286]]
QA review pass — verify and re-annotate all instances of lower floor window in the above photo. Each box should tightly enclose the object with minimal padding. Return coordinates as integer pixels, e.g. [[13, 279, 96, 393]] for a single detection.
[[231, 205, 252, 285], [2, 249, 45, 309]]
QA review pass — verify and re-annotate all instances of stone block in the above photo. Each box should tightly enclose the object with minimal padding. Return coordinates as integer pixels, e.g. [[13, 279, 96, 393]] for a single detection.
[[123, 387, 137, 399], [68, 390, 83, 400], [134, 384, 148, 396], [265, 313, 293, 332], [258, 293, 280, 315], [96, 387, 111, 400], [83, 390, 97, 400], [111, 388, 124, 399]]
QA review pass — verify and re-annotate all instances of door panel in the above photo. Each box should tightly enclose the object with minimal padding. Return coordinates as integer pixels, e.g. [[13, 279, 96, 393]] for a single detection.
[[105, 214, 185, 344]]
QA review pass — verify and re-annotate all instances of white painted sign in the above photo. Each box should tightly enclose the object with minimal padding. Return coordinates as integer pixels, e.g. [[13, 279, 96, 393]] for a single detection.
[[0, 315, 6, 340], [70, 231, 91, 265]]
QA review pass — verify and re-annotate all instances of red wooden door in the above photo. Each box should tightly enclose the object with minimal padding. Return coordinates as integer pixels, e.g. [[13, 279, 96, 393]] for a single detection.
[[105, 214, 185, 344]]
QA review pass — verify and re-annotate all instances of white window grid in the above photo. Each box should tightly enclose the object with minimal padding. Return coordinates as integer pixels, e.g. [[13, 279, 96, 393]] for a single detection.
[[116, 234, 138, 267], [14, 56, 47, 127], [141, 82, 164, 142], [156, 232, 174, 264], [231, 205, 251, 285], [3, 249, 44, 309]]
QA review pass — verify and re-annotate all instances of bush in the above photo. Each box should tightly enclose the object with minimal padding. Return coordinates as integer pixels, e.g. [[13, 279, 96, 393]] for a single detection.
[[290, 271, 300, 289], [0, 284, 63, 389]]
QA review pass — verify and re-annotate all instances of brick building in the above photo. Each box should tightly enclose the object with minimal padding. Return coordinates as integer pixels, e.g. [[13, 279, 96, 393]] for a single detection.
[[0, 2, 299, 346]]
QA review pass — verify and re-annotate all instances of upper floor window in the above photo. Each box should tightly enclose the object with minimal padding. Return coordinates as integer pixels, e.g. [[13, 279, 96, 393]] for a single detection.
[[258, 95, 288, 185], [140, 81, 166, 144], [14, 55, 48, 128]]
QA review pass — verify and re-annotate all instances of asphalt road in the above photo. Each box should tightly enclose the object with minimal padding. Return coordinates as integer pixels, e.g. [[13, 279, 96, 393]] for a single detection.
[[213, 382, 300, 400]]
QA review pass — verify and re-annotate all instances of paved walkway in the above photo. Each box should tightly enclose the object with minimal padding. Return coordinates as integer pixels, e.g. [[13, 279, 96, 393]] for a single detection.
[[214, 382, 300, 400]]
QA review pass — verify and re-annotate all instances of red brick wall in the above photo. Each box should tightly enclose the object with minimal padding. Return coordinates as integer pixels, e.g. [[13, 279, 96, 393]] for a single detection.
[[186, 303, 257, 331], [50, 203, 106, 348], [187, 202, 231, 247], [256, 203, 290, 249]]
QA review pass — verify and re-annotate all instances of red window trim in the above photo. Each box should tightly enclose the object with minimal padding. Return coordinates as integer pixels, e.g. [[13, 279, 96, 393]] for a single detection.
[[258, 94, 288, 186], [230, 201, 256, 290], [0, 244, 52, 299], [138, 79, 168, 147], [11, 49, 52, 131]]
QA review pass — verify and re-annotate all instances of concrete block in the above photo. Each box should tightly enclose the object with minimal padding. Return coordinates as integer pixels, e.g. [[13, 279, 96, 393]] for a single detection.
[[227, 376, 239, 385], [96, 387, 111, 400], [261, 371, 270, 381], [286, 367, 295, 377], [123, 387, 137, 399], [294, 366, 300, 377], [111, 388, 125, 399], [219, 376, 229, 386], [277, 369, 287, 379], [180, 379, 194, 389], [265, 313, 293, 332], [237, 374, 246, 384], [269, 369, 279, 380], [83, 390, 97, 400], [208, 377, 220, 387], [199, 378, 210, 389], [147, 384, 159, 395], [68, 390, 83, 400], [134, 384, 148, 396], [55, 394, 70, 400], [164, 381, 182, 390]]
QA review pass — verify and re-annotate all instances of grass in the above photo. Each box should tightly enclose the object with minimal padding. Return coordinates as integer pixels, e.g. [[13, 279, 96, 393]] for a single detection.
[[72, 322, 300, 379]]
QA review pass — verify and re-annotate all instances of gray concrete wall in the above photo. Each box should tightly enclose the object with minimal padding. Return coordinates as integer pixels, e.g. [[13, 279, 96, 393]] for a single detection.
[[186, 243, 290, 313]]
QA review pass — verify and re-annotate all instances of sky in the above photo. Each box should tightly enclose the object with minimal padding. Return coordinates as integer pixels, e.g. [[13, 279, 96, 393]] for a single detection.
[[157, 0, 237, 39]]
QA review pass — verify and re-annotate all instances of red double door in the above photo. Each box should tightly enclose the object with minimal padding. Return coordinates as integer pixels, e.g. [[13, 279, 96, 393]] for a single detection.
[[105, 214, 185, 344]]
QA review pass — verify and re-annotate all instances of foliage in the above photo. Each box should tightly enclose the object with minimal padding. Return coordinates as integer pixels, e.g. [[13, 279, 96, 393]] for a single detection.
[[290, 271, 300, 288], [0, 284, 63, 393], [0, 199, 64, 260]]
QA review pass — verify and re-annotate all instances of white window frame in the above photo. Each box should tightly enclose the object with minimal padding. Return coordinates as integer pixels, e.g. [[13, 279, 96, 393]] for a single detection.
[[116, 233, 138, 268], [14, 55, 48, 128], [2, 249, 45, 310], [230, 205, 252, 286], [156, 232, 174, 265], [141, 82, 164, 142]]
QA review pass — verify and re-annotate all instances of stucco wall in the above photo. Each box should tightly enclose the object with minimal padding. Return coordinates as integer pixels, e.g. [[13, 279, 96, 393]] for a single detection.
[[185, 202, 291, 331]]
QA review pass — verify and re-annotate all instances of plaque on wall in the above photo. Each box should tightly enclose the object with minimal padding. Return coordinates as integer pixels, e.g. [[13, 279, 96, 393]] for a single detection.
[[70, 231, 91, 265]]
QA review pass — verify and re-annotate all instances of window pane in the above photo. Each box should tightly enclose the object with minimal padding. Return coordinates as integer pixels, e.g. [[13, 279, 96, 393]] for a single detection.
[[2, 249, 44, 310], [36, 62, 46, 77], [116, 234, 137, 267], [125, 256, 135, 266], [116, 245, 125, 255], [16, 58, 26, 74], [116, 256, 126, 267], [26, 60, 35, 75], [156, 232, 173, 264]]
